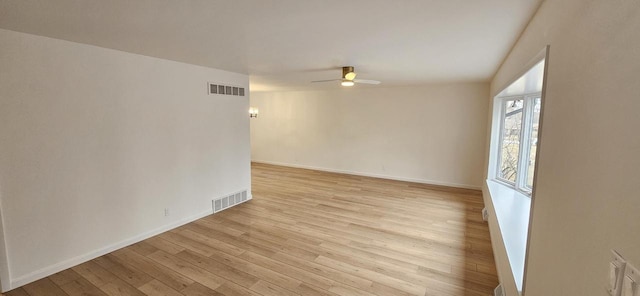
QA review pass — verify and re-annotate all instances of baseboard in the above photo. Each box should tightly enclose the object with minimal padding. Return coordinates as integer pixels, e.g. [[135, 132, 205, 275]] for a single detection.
[[7, 208, 213, 291], [251, 160, 482, 191]]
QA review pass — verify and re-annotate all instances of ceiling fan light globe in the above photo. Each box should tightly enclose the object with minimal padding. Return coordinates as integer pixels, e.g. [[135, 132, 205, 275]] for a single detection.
[[344, 72, 357, 80], [341, 80, 355, 87]]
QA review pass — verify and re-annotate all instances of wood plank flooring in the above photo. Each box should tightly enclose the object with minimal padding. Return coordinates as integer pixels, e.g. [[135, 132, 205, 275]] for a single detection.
[[3, 163, 498, 296]]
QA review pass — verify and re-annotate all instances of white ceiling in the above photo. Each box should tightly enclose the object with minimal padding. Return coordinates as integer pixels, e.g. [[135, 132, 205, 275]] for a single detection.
[[0, 0, 542, 92]]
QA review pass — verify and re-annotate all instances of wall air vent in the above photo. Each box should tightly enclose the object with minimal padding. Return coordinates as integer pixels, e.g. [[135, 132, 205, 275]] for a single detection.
[[208, 82, 246, 96], [213, 190, 250, 213], [494, 284, 504, 296]]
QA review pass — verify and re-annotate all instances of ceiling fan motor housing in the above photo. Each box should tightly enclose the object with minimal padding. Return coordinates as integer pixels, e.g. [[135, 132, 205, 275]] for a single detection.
[[342, 66, 355, 79]]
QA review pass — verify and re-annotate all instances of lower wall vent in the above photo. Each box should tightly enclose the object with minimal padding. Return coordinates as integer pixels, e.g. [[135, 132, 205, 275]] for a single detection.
[[494, 284, 504, 296], [213, 190, 250, 213]]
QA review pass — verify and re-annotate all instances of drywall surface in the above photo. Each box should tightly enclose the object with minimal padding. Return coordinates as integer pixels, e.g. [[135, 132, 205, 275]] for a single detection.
[[487, 0, 640, 295], [250, 83, 489, 189], [0, 29, 250, 289]]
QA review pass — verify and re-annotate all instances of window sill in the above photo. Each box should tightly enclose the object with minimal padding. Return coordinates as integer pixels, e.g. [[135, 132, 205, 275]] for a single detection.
[[485, 179, 531, 293]]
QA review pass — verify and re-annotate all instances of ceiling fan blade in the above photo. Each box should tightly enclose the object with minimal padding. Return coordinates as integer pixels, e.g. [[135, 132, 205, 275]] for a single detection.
[[353, 79, 381, 85], [311, 79, 341, 83]]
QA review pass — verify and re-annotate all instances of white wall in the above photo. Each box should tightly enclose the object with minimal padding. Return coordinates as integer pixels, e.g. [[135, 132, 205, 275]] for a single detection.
[[0, 29, 250, 291], [486, 0, 640, 295], [250, 83, 489, 189]]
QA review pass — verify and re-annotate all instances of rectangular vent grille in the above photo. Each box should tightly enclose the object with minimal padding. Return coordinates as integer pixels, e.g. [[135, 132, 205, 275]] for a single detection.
[[494, 284, 504, 296], [213, 190, 250, 213], [208, 82, 245, 96]]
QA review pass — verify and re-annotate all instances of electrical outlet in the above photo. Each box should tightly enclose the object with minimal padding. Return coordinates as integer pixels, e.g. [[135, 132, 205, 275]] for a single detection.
[[482, 207, 489, 221], [164, 208, 170, 217]]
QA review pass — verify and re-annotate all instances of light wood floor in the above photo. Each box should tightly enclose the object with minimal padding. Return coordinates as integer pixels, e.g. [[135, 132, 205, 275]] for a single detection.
[[3, 163, 498, 296]]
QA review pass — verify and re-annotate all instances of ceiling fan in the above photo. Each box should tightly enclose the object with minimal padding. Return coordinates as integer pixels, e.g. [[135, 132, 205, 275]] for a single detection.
[[311, 66, 381, 86]]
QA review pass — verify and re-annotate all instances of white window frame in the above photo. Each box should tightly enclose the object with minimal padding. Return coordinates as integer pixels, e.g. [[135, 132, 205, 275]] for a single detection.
[[494, 92, 541, 195]]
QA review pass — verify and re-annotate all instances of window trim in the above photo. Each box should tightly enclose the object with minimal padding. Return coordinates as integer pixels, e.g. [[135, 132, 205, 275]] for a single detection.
[[485, 46, 549, 296], [494, 92, 541, 196]]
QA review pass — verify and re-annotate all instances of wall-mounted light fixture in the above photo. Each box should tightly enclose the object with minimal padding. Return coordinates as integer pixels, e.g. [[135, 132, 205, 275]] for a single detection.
[[249, 107, 259, 118]]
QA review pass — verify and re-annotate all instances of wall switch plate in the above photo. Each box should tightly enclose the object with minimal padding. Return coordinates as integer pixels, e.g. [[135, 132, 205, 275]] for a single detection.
[[609, 250, 628, 296], [622, 262, 639, 296], [164, 208, 170, 217]]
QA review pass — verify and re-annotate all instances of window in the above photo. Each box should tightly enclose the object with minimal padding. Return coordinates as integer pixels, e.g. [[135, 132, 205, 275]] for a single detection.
[[488, 56, 545, 197], [496, 94, 541, 193], [499, 98, 523, 183], [485, 49, 547, 294]]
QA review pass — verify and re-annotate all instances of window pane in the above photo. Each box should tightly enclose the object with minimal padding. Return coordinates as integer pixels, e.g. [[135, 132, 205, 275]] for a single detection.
[[500, 99, 523, 183], [526, 98, 541, 188]]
